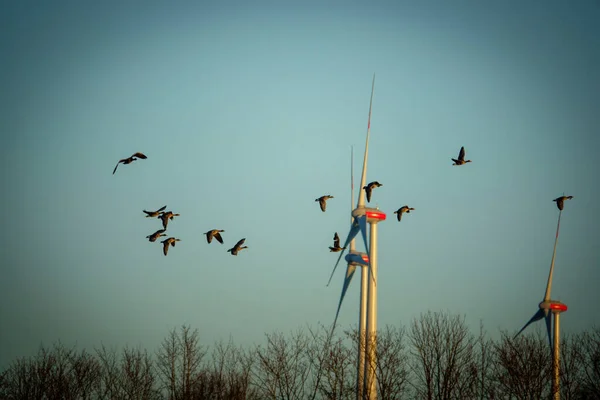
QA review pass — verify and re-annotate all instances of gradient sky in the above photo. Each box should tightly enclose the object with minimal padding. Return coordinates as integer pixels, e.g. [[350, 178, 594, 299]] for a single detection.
[[1, 1, 599, 369]]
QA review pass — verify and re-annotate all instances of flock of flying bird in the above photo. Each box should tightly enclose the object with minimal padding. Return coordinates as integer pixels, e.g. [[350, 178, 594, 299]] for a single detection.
[[114, 146, 572, 257], [113, 152, 249, 257], [318, 146, 471, 252]]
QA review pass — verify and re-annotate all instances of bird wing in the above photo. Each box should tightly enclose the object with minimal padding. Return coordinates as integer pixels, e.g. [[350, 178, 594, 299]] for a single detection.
[[333, 232, 340, 247], [236, 238, 246, 248], [206, 232, 213, 243], [157, 205, 167, 212], [319, 198, 326, 212], [112, 162, 121, 174], [214, 232, 224, 244], [556, 198, 564, 210], [365, 187, 371, 202], [162, 241, 169, 256], [161, 216, 169, 229], [458, 146, 465, 161], [133, 152, 147, 159]]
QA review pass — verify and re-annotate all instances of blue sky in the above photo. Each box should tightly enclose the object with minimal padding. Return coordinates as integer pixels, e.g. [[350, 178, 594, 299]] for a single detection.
[[1, 0, 599, 369]]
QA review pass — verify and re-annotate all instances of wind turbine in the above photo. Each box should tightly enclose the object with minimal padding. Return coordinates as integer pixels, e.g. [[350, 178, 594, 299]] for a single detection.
[[327, 74, 386, 400], [328, 145, 370, 399], [514, 195, 572, 400]]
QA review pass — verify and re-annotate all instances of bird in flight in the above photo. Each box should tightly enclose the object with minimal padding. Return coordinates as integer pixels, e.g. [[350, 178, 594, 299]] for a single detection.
[[113, 152, 147, 174], [329, 232, 346, 252], [158, 211, 180, 230], [143, 205, 167, 218], [394, 206, 415, 222], [161, 237, 181, 256], [315, 195, 334, 212], [553, 195, 573, 211], [227, 238, 248, 256], [205, 229, 225, 244], [451, 146, 471, 166], [146, 229, 167, 242], [363, 181, 382, 203]]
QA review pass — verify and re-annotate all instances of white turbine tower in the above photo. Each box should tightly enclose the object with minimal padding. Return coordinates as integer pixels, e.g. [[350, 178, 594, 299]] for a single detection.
[[515, 194, 573, 400], [327, 74, 386, 400]]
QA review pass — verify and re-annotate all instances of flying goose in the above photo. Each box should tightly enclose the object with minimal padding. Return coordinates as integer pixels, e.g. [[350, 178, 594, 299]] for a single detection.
[[363, 181, 382, 203], [146, 229, 167, 242], [205, 229, 225, 244], [161, 237, 181, 256], [158, 211, 180, 230], [143, 205, 167, 218], [227, 238, 248, 256], [451, 146, 471, 166], [329, 232, 346, 252], [315, 195, 334, 212], [553, 195, 573, 211], [394, 206, 415, 222], [112, 152, 147, 174]]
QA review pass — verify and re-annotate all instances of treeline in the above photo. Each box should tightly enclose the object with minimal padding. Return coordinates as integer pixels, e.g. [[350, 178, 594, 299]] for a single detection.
[[1, 311, 599, 399]]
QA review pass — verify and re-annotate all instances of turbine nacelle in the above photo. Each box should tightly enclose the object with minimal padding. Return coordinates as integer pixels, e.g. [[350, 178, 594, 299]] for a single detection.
[[346, 251, 369, 267], [539, 300, 568, 313], [352, 207, 387, 224]]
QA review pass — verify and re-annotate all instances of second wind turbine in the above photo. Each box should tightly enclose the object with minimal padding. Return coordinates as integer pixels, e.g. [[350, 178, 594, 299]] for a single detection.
[[327, 74, 386, 400]]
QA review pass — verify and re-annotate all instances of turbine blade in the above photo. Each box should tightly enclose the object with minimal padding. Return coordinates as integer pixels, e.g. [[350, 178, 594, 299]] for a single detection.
[[357, 74, 375, 209], [544, 311, 552, 350], [514, 308, 545, 339], [332, 264, 357, 328], [544, 210, 562, 302], [326, 221, 361, 286]]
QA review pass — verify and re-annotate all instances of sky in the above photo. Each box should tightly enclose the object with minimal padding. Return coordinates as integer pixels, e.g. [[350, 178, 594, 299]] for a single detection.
[[1, 0, 599, 369]]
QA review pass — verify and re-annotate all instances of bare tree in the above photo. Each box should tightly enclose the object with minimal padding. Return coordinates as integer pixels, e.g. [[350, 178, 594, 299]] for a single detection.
[[305, 324, 353, 400], [156, 327, 181, 399], [199, 336, 258, 400], [155, 325, 207, 400], [372, 325, 410, 400], [68, 348, 102, 399], [0, 356, 42, 399], [0, 342, 102, 400], [461, 321, 496, 400], [251, 328, 313, 400], [231, 345, 260, 399], [579, 326, 600, 398], [408, 311, 476, 400], [96, 344, 123, 399], [492, 330, 552, 399], [119, 346, 160, 399], [178, 325, 206, 399], [557, 332, 586, 399]]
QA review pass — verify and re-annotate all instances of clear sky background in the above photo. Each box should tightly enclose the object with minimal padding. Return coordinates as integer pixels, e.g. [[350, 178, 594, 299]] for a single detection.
[[1, 1, 599, 369]]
